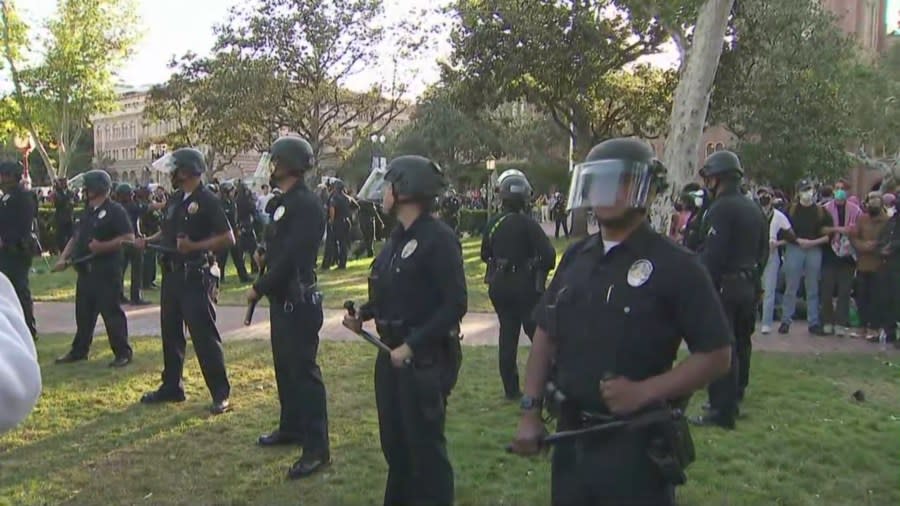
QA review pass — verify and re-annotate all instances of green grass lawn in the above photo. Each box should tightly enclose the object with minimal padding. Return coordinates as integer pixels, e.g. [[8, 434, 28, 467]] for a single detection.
[[29, 237, 572, 312], [1, 335, 898, 505]]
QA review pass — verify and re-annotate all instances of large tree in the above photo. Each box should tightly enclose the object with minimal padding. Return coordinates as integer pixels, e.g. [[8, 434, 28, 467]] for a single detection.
[[210, 0, 422, 171], [444, 0, 668, 159], [143, 52, 276, 175], [2, 0, 139, 179], [709, 0, 858, 188]]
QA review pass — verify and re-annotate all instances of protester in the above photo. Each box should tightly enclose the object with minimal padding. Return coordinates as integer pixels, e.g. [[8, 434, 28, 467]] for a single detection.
[[851, 192, 890, 340]]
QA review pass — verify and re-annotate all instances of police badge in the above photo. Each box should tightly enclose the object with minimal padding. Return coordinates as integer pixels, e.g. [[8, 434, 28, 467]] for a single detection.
[[627, 259, 654, 287]]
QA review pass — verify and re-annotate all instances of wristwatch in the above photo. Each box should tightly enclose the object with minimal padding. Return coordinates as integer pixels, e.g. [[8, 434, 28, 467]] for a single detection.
[[519, 395, 542, 411]]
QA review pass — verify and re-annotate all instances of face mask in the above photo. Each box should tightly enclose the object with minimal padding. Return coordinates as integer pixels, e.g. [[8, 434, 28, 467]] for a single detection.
[[835, 189, 847, 201], [759, 196, 772, 207], [799, 190, 814, 203]]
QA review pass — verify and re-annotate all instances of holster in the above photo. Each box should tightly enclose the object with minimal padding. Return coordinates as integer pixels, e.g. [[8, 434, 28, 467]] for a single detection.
[[647, 397, 694, 486]]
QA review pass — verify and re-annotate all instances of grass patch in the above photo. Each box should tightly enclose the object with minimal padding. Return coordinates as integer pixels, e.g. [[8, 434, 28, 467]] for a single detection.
[[1, 336, 898, 505], [29, 238, 572, 312]]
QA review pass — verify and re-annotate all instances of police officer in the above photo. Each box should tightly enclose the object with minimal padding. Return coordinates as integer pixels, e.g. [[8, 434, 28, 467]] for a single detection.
[[343, 155, 466, 506], [216, 180, 252, 284], [246, 136, 330, 478], [234, 180, 259, 273], [53, 170, 134, 366], [353, 199, 383, 258], [326, 179, 353, 269], [137, 185, 163, 289], [439, 190, 461, 235], [509, 138, 733, 506], [136, 148, 235, 415], [692, 150, 767, 429], [680, 183, 709, 253], [116, 183, 149, 305], [0, 161, 37, 339], [52, 177, 76, 253], [481, 169, 555, 399], [551, 191, 569, 238]]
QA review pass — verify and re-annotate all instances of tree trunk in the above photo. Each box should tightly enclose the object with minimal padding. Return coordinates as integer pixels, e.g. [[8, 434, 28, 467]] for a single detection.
[[651, 0, 734, 232]]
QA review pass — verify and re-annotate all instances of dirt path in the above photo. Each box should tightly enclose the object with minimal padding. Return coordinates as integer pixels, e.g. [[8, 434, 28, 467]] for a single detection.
[[35, 301, 897, 355]]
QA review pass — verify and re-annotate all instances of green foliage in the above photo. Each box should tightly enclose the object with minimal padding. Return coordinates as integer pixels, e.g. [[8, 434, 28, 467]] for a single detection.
[[459, 208, 488, 236], [444, 0, 670, 156], [845, 43, 900, 158], [205, 0, 423, 170], [710, 0, 859, 188]]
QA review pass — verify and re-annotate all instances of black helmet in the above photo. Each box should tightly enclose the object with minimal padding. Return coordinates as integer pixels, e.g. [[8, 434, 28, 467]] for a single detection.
[[497, 169, 532, 202], [220, 180, 235, 193], [83, 169, 113, 195], [170, 148, 207, 176], [0, 161, 23, 179], [116, 182, 133, 195], [568, 137, 667, 211], [269, 136, 314, 174], [332, 179, 345, 191], [699, 150, 743, 178], [384, 155, 445, 200]]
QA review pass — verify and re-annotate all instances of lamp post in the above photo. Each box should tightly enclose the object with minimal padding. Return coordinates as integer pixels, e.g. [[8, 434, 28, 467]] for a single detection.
[[12, 133, 34, 185], [370, 134, 387, 172], [485, 156, 496, 222]]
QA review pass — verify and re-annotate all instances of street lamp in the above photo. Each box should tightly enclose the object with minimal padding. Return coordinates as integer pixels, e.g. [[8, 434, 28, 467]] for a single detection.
[[485, 156, 497, 222], [12, 133, 35, 185], [370, 134, 387, 171]]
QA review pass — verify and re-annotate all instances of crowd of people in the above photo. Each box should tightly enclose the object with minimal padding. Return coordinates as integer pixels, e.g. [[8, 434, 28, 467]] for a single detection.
[[671, 177, 900, 347]]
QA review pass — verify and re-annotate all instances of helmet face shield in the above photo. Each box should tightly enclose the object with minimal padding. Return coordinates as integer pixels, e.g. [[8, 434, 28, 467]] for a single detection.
[[150, 153, 177, 175], [254, 152, 273, 181], [566, 160, 657, 211], [358, 167, 388, 202]]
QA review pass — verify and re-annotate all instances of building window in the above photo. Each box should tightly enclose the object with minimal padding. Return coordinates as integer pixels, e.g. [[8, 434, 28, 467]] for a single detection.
[[706, 143, 715, 157], [715, 142, 725, 151]]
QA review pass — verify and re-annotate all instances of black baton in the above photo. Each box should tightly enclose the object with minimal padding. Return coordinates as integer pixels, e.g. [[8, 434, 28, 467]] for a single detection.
[[344, 301, 411, 366], [244, 264, 266, 326], [542, 408, 681, 445]]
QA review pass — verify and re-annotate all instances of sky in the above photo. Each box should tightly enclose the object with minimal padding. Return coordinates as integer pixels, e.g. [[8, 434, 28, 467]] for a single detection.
[[16, 0, 900, 98]]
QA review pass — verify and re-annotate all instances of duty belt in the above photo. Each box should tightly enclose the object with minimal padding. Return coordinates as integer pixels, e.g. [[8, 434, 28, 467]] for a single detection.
[[375, 319, 408, 347]]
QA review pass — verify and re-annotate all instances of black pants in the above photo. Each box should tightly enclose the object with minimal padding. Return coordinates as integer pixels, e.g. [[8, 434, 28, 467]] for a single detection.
[[269, 298, 329, 454], [708, 277, 755, 420], [332, 220, 350, 269], [355, 215, 376, 258], [856, 271, 887, 329], [322, 224, 337, 268], [375, 354, 453, 506], [555, 216, 569, 238], [216, 246, 250, 282], [0, 251, 36, 338], [121, 248, 143, 302], [489, 274, 539, 397], [143, 249, 157, 286], [55, 219, 73, 253], [158, 268, 230, 401], [70, 268, 131, 358], [551, 423, 674, 506]]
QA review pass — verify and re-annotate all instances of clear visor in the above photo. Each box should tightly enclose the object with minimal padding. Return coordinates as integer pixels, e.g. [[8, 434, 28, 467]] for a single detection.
[[357, 168, 388, 202], [497, 169, 526, 186], [150, 154, 177, 174], [254, 152, 273, 180], [566, 160, 656, 211]]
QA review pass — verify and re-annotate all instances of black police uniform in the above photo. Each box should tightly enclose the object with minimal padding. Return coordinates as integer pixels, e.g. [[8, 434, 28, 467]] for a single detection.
[[534, 223, 733, 505], [140, 194, 162, 287], [699, 187, 767, 423], [153, 186, 231, 402], [552, 197, 569, 238], [235, 185, 259, 269], [53, 187, 75, 252], [0, 181, 38, 337], [360, 213, 467, 506], [482, 209, 556, 398], [354, 200, 383, 258], [122, 198, 147, 303], [439, 194, 461, 234], [253, 180, 330, 458], [217, 192, 251, 283], [328, 190, 353, 269], [67, 199, 133, 360]]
